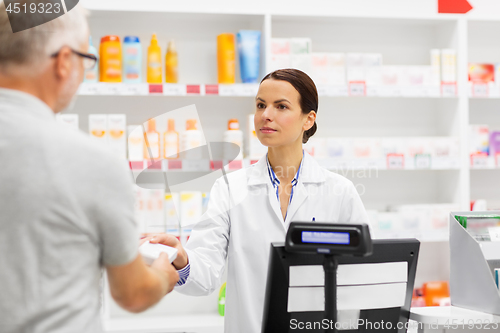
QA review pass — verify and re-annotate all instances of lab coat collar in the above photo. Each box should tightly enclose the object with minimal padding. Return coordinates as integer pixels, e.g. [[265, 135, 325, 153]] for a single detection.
[[247, 151, 326, 186]]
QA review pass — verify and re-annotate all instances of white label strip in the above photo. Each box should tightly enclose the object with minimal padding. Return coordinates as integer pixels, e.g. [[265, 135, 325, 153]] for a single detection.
[[287, 282, 407, 313], [289, 262, 408, 287]]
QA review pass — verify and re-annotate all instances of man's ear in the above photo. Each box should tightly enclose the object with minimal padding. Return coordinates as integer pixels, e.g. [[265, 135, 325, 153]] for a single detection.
[[54, 47, 73, 80]]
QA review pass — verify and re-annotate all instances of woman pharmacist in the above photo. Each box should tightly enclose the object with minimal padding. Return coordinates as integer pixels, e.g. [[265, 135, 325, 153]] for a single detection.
[[145, 69, 369, 333]]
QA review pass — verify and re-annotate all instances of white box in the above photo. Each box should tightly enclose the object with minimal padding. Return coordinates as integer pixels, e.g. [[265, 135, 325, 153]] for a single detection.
[[429, 204, 459, 230], [441, 49, 456, 83], [270, 38, 291, 55], [56, 114, 79, 130], [328, 53, 345, 67], [312, 53, 347, 85], [381, 137, 407, 156], [405, 137, 433, 158], [290, 54, 312, 75], [365, 67, 383, 86], [432, 137, 460, 159], [328, 53, 347, 85], [127, 125, 144, 162], [347, 67, 366, 83], [363, 53, 383, 67], [346, 53, 365, 83], [311, 53, 329, 85], [351, 138, 382, 159], [108, 114, 127, 159], [376, 212, 401, 234], [269, 54, 291, 72], [290, 38, 312, 55], [346, 53, 364, 67], [403, 66, 425, 86], [430, 49, 441, 85], [381, 66, 403, 86], [139, 241, 178, 264], [89, 114, 107, 145], [145, 189, 165, 233], [394, 205, 429, 232], [303, 137, 327, 158], [326, 138, 353, 159]]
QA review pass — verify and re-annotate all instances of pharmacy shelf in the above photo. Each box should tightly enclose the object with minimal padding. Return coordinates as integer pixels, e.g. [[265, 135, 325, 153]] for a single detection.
[[130, 157, 461, 173], [86, 10, 267, 84], [468, 82, 500, 98], [78, 83, 259, 97], [469, 155, 500, 169], [78, 82, 458, 98]]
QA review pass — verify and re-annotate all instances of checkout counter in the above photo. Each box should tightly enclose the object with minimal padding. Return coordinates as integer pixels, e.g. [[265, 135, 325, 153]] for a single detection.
[[104, 213, 500, 333], [410, 212, 500, 333]]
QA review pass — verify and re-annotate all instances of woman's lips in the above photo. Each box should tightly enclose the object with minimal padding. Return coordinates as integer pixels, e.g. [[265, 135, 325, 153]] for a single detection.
[[260, 127, 276, 133]]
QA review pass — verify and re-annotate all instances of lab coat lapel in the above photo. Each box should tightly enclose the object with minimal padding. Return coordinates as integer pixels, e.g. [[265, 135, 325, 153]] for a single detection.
[[284, 181, 308, 227], [267, 183, 285, 226], [247, 155, 285, 226], [284, 152, 326, 227]]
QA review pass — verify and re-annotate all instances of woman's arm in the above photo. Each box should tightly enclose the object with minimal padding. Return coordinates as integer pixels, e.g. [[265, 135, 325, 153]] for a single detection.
[[148, 177, 231, 296]]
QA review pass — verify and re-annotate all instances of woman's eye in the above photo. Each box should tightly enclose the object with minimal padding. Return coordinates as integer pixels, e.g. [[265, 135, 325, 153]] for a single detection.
[[257, 103, 265, 109], [278, 104, 287, 110]]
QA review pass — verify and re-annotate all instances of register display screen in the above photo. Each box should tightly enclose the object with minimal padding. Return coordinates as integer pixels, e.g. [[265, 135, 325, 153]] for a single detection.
[[301, 231, 350, 245]]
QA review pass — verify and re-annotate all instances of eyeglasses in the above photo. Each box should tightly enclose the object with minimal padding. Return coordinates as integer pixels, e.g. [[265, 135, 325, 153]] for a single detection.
[[51, 48, 97, 70]]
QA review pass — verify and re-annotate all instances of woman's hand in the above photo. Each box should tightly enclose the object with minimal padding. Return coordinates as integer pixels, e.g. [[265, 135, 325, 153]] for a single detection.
[[141, 233, 189, 270]]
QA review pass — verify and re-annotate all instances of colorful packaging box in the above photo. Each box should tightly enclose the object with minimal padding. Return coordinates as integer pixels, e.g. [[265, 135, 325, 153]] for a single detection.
[[469, 124, 490, 155], [469, 63, 495, 83]]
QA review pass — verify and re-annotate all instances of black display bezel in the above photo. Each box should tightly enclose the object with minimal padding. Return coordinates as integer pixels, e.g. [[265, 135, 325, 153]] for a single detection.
[[290, 227, 361, 247]]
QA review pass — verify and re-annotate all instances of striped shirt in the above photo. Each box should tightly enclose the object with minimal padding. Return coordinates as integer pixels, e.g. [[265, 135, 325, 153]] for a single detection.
[[176, 263, 191, 286], [266, 150, 304, 221]]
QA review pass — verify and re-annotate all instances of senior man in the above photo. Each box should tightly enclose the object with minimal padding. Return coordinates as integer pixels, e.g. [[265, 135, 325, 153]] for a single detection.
[[0, 3, 178, 333]]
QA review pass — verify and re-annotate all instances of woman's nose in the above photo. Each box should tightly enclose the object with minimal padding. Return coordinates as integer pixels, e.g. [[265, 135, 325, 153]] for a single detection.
[[261, 106, 273, 121]]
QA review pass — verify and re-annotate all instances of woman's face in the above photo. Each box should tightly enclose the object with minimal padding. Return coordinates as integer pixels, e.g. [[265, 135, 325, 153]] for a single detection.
[[255, 79, 314, 148]]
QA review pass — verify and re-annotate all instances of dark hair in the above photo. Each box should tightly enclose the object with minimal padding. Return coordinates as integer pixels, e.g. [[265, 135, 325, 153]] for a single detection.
[[260, 68, 318, 143]]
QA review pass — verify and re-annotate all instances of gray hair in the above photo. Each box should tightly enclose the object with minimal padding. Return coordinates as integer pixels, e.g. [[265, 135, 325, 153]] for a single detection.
[[0, 1, 89, 75]]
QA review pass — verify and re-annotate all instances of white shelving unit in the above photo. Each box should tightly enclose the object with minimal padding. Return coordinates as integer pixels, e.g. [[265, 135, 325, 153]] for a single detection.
[[468, 18, 500, 211], [74, 1, 500, 331]]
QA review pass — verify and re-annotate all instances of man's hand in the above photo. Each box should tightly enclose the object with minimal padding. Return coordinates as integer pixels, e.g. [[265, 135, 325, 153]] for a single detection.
[[142, 233, 189, 270], [151, 253, 179, 294]]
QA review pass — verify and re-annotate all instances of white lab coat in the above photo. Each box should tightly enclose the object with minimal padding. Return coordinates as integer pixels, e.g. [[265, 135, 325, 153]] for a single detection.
[[176, 152, 369, 333]]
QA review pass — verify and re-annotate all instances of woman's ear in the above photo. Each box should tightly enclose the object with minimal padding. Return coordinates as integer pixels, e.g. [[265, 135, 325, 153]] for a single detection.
[[303, 111, 316, 131]]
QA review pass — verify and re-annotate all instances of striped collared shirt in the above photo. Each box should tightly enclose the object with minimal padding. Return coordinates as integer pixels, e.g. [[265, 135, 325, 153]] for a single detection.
[[176, 263, 191, 286], [266, 150, 304, 221]]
